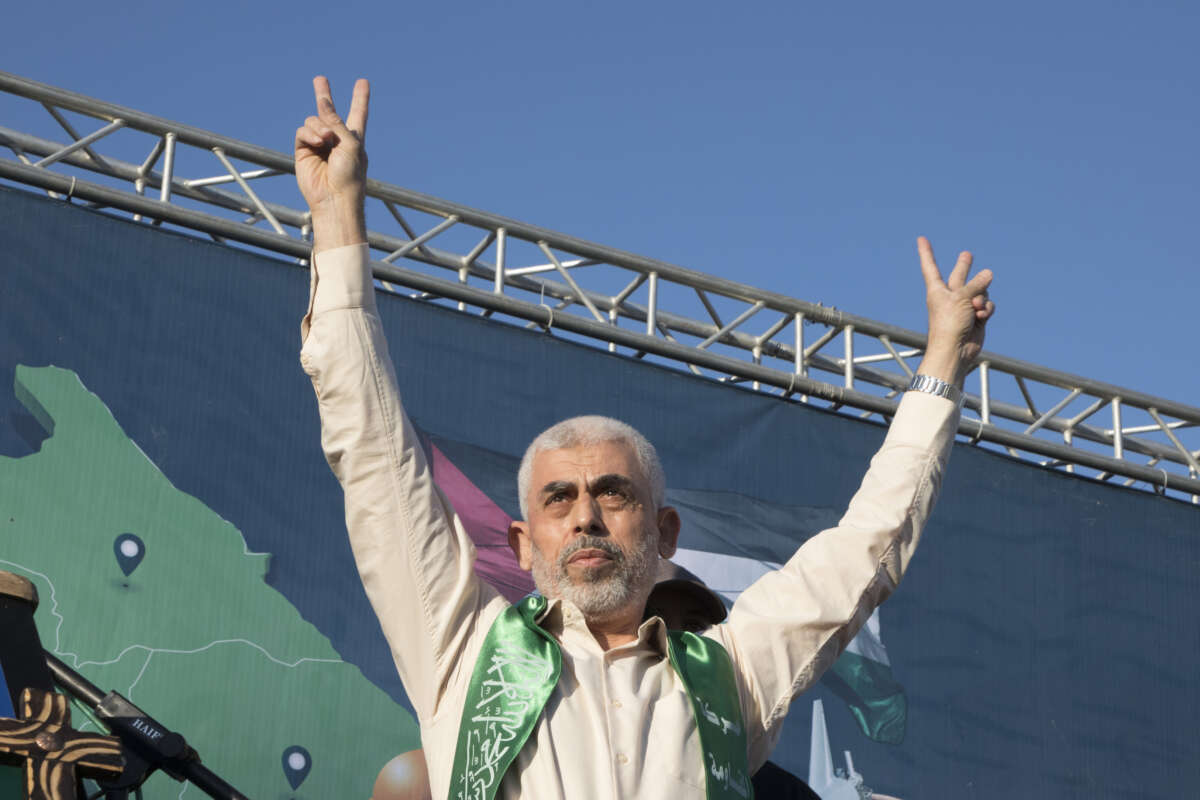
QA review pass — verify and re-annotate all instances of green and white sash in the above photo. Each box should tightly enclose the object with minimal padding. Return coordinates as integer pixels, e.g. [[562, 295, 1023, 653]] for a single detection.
[[449, 595, 752, 800]]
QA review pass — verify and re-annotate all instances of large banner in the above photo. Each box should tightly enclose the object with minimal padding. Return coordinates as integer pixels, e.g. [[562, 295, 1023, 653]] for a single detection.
[[1, 184, 1198, 798]]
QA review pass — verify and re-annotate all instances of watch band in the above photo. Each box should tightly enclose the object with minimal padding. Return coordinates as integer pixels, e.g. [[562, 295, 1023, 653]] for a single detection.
[[907, 373, 964, 408]]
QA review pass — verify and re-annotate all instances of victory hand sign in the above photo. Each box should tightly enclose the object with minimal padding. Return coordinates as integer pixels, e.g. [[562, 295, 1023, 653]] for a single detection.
[[294, 76, 370, 253], [915, 236, 997, 387]]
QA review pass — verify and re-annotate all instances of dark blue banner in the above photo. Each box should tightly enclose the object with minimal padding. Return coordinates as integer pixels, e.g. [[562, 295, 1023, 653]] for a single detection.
[[1, 184, 1198, 798]]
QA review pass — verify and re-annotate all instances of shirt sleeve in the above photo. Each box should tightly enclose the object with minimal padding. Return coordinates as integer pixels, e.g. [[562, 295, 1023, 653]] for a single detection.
[[710, 390, 959, 769], [298, 243, 504, 722]]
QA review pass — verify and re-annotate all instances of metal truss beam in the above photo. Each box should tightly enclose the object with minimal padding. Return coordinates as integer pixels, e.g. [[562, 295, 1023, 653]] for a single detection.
[[2, 70, 1198, 503]]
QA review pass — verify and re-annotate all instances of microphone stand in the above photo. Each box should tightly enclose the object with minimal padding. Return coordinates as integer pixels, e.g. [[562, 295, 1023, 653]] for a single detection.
[[43, 651, 251, 800]]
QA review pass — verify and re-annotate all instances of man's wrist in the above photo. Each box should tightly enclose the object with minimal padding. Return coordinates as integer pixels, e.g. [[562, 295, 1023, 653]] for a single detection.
[[914, 344, 968, 388], [311, 197, 367, 254], [907, 373, 964, 408]]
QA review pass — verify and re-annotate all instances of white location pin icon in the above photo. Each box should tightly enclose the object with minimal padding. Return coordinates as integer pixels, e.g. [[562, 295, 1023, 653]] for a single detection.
[[282, 745, 312, 790], [113, 533, 145, 578]]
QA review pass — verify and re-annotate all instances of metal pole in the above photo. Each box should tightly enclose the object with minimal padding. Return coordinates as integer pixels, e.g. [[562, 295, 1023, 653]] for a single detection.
[[494, 227, 507, 293], [646, 272, 658, 336], [843, 325, 854, 389], [1112, 398, 1124, 460], [32, 118, 126, 168], [159, 133, 176, 204]]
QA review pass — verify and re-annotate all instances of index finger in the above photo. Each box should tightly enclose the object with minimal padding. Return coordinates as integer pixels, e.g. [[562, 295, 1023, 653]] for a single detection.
[[917, 236, 945, 289], [312, 75, 343, 125], [345, 78, 370, 140]]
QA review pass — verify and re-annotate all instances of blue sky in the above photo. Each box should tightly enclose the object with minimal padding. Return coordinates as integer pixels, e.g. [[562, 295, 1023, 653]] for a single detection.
[[5, 1, 1198, 406]]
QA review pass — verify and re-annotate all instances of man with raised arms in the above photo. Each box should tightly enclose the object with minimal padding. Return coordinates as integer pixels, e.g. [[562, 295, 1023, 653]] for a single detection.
[[295, 76, 995, 800]]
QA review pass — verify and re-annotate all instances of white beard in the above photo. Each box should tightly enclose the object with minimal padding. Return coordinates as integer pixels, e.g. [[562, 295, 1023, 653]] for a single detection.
[[530, 531, 659, 619]]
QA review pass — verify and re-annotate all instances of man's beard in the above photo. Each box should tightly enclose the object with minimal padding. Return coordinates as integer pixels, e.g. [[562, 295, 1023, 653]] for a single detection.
[[530, 531, 659, 619]]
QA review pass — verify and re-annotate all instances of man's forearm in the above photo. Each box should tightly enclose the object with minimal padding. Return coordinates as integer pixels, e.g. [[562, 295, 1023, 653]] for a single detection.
[[914, 341, 968, 388], [311, 195, 367, 255]]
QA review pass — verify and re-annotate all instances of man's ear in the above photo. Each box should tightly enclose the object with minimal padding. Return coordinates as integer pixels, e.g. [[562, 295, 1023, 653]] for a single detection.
[[508, 520, 533, 571], [656, 506, 681, 559]]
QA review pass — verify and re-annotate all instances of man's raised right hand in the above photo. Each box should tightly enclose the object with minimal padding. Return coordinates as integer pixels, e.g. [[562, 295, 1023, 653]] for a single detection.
[[294, 76, 370, 253]]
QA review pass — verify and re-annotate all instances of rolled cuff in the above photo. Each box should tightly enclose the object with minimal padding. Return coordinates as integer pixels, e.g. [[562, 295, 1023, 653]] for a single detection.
[[887, 389, 960, 450], [300, 243, 376, 341]]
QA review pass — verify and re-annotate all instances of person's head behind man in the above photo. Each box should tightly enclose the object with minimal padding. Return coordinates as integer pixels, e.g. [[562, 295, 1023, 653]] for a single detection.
[[644, 560, 728, 633], [507, 416, 681, 633]]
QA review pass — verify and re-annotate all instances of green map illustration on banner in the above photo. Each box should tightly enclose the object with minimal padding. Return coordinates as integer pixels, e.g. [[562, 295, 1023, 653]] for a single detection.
[[0, 365, 420, 797]]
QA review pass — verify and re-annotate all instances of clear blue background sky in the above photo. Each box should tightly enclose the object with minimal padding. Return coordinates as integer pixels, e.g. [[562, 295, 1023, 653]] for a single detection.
[[5, 1, 1197, 405]]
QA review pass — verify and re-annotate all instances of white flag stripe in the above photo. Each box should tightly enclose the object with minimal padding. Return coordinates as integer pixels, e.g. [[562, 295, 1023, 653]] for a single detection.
[[671, 548, 778, 604], [844, 608, 890, 666], [672, 548, 890, 666]]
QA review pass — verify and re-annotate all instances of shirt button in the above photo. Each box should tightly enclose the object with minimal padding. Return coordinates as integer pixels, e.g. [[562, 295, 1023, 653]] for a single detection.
[[612, 700, 623, 709], [616, 754, 628, 765]]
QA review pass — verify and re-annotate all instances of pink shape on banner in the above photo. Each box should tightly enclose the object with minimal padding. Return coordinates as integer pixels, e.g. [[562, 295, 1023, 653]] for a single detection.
[[429, 442, 535, 602]]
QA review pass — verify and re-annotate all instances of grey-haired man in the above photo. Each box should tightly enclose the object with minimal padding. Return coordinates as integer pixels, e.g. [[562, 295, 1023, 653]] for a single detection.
[[296, 77, 993, 799]]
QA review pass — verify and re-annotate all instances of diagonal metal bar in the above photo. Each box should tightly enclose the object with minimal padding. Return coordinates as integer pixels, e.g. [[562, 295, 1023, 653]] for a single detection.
[[385, 202, 420, 238], [695, 289, 725, 328], [1015, 376, 1039, 417], [132, 138, 166, 222], [1113, 420, 1195, 435], [506, 258, 598, 277], [755, 313, 792, 347], [697, 301, 765, 350], [655, 323, 704, 376], [211, 147, 284, 234], [612, 274, 647, 308], [803, 326, 839, 359], [137, 138, 166, 179], [40, 103, 114, 171], [537, 241, 607, 323], [1021, 387, 1081, 435], [382, 215, 459, 263], [33, 118, 126, 168], [878, 335, 916, 379], [1147, 408, 1200, 475], [849, 350, 921, 365], [382, 201, 443, 261], [458, 231, 496, 310], [185, 168, 281, 188], [1066, 397, 1107, 429], [462, 230, 497, 268]]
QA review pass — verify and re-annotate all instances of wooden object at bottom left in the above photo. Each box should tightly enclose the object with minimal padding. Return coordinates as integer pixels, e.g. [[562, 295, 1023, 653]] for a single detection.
[[0, 687, 125, 800], [0, 568, 124, 799]]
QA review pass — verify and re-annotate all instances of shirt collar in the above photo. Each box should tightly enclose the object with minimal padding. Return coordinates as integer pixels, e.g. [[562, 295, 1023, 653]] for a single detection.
[[536, 597, 671, 656]]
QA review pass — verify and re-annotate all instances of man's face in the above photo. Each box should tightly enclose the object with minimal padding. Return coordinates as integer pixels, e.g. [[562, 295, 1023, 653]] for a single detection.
[[508, 439, 679, 620]]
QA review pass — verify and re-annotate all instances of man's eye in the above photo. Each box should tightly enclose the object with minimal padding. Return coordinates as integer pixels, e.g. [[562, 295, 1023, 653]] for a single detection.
[[547, 492, 568, 504]]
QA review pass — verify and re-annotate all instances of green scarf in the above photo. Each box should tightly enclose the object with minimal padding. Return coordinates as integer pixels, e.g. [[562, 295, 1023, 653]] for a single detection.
[[449, 595, 753, 799]]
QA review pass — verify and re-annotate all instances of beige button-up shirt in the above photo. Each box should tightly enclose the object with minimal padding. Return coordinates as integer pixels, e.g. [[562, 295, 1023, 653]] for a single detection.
[[300, 244, 958, 799]]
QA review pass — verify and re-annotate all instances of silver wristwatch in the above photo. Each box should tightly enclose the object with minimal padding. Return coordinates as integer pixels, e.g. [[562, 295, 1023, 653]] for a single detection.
[[907, 373, 964, 408]]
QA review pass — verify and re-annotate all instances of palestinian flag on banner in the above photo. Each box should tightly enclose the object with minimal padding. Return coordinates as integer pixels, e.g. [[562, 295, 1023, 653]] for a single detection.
[[425, 434, 908, 745], [821, 608, 907, 745]]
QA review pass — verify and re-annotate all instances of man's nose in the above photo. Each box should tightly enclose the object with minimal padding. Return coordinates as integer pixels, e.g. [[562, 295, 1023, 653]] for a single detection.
[[572, 496, 606, 534]]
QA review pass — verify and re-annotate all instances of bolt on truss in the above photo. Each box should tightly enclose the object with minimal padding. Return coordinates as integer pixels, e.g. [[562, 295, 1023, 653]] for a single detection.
[[1, 70, 1198, 504]]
